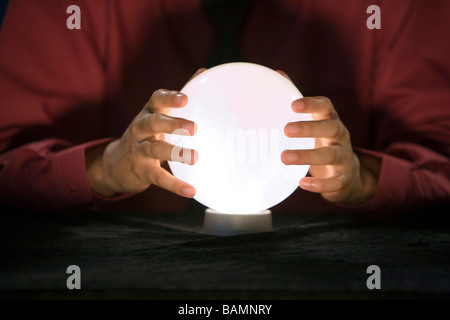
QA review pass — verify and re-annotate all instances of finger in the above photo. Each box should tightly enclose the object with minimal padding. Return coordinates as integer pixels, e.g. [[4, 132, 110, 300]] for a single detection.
[[146, 165, 196, 198], [133, 113, 197, 140], [189, 68, 207, 80], [276, 70, 293, 83], [299, 176, 347, 194], [282, 146, 344, 165], [291, 96, 337, 120], [139, 140, 199, 164], [147, 89, 188, 113], [285, 118, 349, 140]]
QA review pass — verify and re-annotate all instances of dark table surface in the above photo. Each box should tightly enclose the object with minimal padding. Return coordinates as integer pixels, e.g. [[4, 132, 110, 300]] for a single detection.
[[0, 206, 449, 299]]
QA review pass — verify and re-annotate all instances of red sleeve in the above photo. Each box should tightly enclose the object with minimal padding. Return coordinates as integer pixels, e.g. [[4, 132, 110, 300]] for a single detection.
[[346, 1, 450, 219], [0, 138, 117, 211], [0, 0, 124, 211]]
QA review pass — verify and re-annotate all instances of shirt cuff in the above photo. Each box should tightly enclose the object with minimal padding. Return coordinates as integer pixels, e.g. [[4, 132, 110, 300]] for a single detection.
[[53, 138, 133, 210], [337, 147, 412, 220]]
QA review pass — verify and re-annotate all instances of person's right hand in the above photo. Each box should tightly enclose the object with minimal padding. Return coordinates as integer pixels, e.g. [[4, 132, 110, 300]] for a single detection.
[[85, 89, 198, 198]]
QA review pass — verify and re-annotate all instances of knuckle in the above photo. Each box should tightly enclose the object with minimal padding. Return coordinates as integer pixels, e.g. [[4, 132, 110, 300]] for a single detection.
[[303, 150, 313, 163], [129, 142, 140, 157], [171, 118, 183, 133], [314, 95, 324, 101], [327, 147, 339, 164], [300, 122, 310, 136], [152, 88, 166, 98], [316, 95, 331, 105], [330, 121, 340, 138], [296, 150, 305, 163], [336, 175, 346, 191], [149, 89, 160, 101], [141, 142, 153, 158], [143, 100, 151, 112], [319, 96, 334, 115], [129, 162, 142, 181], [149, 89, 168, 105], [337, 124, 346, 139], [342, 127, 351, 141], [327, 106, 334, 117], [331, 121, 349, 141], [150, 140, 164, 158], [320, 96, 331, 105], [148, 113, 161, 131], [129, 122, 139, 137], [152, 173, 164, 187]]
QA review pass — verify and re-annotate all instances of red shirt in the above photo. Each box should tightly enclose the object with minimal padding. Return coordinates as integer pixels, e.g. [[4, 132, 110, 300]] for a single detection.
[[0, 0, 449, 219]]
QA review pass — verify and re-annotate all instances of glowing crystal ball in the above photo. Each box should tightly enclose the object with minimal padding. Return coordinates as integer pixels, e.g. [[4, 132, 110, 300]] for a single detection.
[[166, 63, 314, 214]]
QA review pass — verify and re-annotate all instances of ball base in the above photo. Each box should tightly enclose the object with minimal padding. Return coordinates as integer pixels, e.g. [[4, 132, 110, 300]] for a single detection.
[[203, 208, 272, 236]]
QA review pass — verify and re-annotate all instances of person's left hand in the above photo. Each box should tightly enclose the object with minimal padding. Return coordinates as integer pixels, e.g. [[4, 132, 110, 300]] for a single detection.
[[281, 95, 380, 205]]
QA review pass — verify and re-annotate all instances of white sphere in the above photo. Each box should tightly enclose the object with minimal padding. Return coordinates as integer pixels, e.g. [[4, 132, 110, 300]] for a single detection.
[[166, 63, 314, 214]]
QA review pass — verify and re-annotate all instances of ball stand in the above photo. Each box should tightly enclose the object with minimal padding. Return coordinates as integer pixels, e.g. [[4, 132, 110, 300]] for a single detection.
[[203, 208, 272, 236]]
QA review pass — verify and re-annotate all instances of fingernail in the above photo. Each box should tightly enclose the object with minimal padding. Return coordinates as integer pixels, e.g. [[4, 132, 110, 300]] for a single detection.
[[191, 150, 199, 165], [173, 93, 184, 105], [285, 124, 299, 136], [182, 122, 194, 135], [182, 187, 195, 197], [300, 180, 311, 189], [293, 100, 305, 111], [285, 152, 297, 163]]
